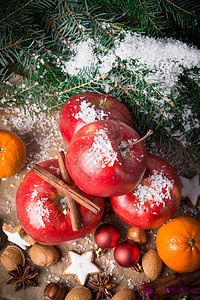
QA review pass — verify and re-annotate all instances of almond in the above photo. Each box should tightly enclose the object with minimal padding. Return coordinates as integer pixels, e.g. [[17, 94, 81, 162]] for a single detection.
[[64, 286, 92, 300], [112, 288, 136, 300], [142, 249, 163, 280]]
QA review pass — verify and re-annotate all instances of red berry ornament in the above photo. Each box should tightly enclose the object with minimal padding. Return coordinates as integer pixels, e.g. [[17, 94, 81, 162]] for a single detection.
[[94, 223, 120, 250], [114, 241, 140, 268]]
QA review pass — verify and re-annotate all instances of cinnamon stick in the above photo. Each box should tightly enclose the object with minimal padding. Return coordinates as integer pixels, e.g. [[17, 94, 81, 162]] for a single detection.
[[139, 269, 200, 299], [57, 151, 82, 231], [32, 164, 101, 214]]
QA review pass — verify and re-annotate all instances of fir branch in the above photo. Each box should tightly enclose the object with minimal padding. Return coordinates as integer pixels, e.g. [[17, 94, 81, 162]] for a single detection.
[[138, 0, 159, 31], [0, 0, 33, 24], [121, 65, 175, 108], [0, 39, 22, 51], [43, 14, 70, 45], [78, 11, 114, 39], [165, 0, 194, 15], [64, 0, 88, 40], [0, 0, 199, 159], [123, 86, 168, 120], [42, 73, 108, 99]]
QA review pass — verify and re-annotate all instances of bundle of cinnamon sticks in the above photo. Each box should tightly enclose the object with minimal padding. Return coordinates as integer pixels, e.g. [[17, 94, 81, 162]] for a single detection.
[[138, 269, 200, 299]]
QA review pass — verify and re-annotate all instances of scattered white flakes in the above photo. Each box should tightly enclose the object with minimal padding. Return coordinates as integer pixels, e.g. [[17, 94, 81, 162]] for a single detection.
[[64, 32, 200, 97], [30, 190, 39, 201], [62, 39, 98, 76], [59, 197, 68, 215], [72, 234, 95, 252], [46, 274, 61, 284], [180, 202, 200, 217], [3, 206, 11, 214], [54, 276, 61, 281], [88, 128, 118, 168], [133, 170, 174, 209], [119, 139, 137, 158], [75, 100, 110, 123], [1, 106, 64, 168], [49, 165, 61, 175], [115, 33, 200, 93], [26, 198, 50, 228], [127, 278, 136, 289], [61, 256, 69, 264]]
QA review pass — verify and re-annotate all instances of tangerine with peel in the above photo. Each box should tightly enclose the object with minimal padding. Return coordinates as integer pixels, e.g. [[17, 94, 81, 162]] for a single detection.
[[156, 216, 200, 273], [0, 129, 26, 179]]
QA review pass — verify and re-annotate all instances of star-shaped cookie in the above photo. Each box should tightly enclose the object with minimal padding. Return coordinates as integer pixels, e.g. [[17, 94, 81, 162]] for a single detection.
[[2, 223, 35, 250], [180, 175, 200, 207], [63, 250, 101, 285]]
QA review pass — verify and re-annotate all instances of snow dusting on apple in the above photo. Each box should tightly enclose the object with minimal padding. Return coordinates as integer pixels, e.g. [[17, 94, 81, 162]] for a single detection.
[[59, 92, 133, 145], [66, 120, 147, 197], [110, 154, 181, 229], [16, 159, 105, 245]]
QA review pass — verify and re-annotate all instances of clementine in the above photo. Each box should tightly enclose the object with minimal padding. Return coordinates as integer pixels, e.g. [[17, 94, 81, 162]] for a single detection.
[[0, 129, 26, 179], [156, 216, 200, 273]]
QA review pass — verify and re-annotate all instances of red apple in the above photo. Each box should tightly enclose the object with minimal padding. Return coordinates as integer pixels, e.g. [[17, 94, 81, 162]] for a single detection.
[[15, 159, 105, 245], [66, 120, 147, 197], [110, 154, 181, 229], [59, 92, 133, 145]]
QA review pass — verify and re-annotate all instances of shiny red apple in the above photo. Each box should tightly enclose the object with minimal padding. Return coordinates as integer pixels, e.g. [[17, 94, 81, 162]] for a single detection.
[[59, 92, 133, 145], [66, 120, 147, 197], [15, 159, 105, 245], [110, 154, 181, 229]]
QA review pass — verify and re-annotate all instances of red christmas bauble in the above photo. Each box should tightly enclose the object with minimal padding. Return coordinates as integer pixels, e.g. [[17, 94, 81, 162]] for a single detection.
[[94, 223, 120, 249], [114, 241, 140, 268]]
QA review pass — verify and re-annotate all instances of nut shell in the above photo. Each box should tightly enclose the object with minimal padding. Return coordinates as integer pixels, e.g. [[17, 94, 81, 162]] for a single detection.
[[112, 289, 136, 300], [30, 243, 59, 266], [0, 245, 25, 270], [64, 286, 92, 300], [142, 249, 163, 280], [128, 226, 147, 245], [44, 282, 66, 300]]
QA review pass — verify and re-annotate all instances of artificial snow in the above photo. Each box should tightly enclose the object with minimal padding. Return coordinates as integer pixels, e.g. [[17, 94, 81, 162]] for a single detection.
[[133, 170, 174, 209], [65, 32, 200, 95], [75, 99, 110, 123], [1, 106, 64, 169], [88, 128, 118, 168]]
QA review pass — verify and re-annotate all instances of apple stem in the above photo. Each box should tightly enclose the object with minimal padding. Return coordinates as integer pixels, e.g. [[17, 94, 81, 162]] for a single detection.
[[121, 129, 153, 151]]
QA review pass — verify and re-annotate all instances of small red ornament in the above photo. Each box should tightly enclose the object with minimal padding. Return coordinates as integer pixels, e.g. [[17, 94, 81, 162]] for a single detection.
[[114, 240, 140, 268], [94, 223, 120, 250]]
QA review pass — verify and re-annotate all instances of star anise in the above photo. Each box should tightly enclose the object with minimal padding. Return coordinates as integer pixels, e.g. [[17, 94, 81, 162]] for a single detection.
[[89, 274, 116, 300], [7, 264, 38, 292]]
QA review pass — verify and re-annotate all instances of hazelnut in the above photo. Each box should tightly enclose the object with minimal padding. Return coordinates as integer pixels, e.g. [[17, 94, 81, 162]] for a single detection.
[[44, 282, 66, 300], [142, 249, 163, 280], [128, 226, 147, 245], [0, 245, 25, 271], [64, 286, 92, 300], [112, 289, 136, 300], [30, 243, 59, 266]]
